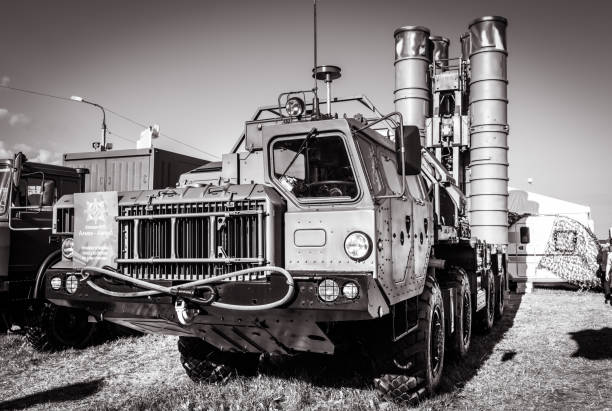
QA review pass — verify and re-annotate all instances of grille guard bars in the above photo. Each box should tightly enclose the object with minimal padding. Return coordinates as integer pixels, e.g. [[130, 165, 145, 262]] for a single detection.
[[79, 265, 295, 311]]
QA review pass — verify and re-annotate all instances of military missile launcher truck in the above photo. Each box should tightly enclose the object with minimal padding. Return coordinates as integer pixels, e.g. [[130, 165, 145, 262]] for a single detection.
[[42, 16, 509, 402]]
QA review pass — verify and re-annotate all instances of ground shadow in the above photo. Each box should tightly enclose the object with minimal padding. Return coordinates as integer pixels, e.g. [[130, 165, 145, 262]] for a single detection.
[[438, 293, 523, 394], [258, 351, 372, 389], [0, 378, 104, 410], [568, 327, 612, 360], [257, 293, 523, 394]]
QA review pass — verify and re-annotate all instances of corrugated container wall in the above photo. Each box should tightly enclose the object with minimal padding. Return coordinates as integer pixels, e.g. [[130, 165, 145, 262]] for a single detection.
[[63, 148, 206, 192]]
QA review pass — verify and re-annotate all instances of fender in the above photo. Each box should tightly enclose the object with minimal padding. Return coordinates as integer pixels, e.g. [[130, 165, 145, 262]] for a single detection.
[[32, 250, 61, 300]]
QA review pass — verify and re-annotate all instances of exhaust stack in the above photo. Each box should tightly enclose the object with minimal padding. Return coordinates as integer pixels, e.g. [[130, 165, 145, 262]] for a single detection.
[[467, 16, 509, 245], [394, 26, 432, 145]]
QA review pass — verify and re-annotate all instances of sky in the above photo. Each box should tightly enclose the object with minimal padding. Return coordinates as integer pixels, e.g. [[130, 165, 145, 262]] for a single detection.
[[1, 0, 611, 236]]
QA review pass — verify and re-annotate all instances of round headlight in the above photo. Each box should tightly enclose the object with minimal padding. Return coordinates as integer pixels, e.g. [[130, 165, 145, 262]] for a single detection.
[[344, 232, 372, 261], [317, 279, 340, 302], [342, 282, 359, 299], [285, 97, 305, 117], [61, 238, 74, 259], [65, 275, 78, 294], [50, 277, 62, 290]]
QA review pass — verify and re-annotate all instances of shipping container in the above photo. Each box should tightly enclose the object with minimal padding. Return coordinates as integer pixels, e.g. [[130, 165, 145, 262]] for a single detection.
[[63, 148, 206, 192]]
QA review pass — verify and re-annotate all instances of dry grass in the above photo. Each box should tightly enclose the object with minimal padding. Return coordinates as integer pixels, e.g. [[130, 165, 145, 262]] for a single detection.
[[0, 289, 611, 410]]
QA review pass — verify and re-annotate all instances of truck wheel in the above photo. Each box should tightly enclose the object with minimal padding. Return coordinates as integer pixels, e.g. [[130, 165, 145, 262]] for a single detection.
[[178, 336, 259, 384], [477, 270, 496, 331], [450, 268, 472, 357], [25, 303, 98, 351], [495, 270, 506, 319], [374, 276, 445, 404]]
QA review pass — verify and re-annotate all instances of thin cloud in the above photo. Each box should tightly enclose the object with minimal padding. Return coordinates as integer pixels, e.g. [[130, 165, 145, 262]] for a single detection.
[[30, 149, 61, 164], [13, 143, 32, 152], [0, 76, 9, 86], [9, 113, 31, 127], [0, 141, 62, 165], [0, 109, 7, 119], [0, 141, 12, 159]]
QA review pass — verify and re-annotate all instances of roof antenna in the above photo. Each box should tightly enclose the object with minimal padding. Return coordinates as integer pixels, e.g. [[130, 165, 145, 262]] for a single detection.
[[311, 0, 341, 117], [312, 0, 320, 117]]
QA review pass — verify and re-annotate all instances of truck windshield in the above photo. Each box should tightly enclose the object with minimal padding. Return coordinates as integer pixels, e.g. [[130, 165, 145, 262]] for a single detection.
[[0, 166, 10, 215], [272, 135, 358, 200]]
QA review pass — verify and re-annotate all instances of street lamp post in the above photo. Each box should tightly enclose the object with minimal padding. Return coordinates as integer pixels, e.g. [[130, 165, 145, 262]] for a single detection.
[[70, 95, 110, 151]]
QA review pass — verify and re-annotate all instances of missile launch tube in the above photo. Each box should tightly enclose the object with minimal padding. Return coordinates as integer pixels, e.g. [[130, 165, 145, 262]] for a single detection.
[[394, 26, 432, 144], [430, 36, 450, 71], [460, 32, 471, 62], [468, 16, 509, 245]]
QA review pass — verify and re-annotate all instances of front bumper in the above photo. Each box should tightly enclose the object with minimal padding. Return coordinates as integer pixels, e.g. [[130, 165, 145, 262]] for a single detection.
[[44, 268, 388, 354]]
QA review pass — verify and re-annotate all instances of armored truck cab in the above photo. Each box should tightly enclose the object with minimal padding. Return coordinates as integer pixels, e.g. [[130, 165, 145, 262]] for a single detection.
[[43, 16, 510, 404], [0, 155, 85, 330]]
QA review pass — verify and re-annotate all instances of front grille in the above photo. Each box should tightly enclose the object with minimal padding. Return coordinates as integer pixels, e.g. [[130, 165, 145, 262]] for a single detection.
[[55, 207, 74, 234], [117, 200, 267, 280]]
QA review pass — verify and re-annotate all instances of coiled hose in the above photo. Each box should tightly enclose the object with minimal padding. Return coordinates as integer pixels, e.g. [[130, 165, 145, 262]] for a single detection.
[[81, 265, 295, 311]]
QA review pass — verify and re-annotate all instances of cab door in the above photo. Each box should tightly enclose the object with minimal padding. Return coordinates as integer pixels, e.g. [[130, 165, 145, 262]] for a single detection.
[[379, 151, 429, 299]]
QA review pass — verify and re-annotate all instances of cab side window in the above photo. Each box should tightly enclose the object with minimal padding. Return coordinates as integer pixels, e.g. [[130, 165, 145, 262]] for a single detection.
[[355, 137, 384, 196], [380, 154, 401, 194], [18, 176, 57, 207]]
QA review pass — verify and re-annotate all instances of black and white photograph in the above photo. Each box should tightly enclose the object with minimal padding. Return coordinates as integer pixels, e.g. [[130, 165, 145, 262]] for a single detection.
[[0, 0, 610, 409]]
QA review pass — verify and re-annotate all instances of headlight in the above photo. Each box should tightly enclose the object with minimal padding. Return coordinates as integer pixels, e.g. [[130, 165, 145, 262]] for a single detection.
[[50, 277, 62, 290], [317, 279, 340, 302], [344, 232, 372, 261], [61, 238, 74, 259], [65, 275, 78, 294], [342, 282, 359, 299], [285, 97, 305, 117]]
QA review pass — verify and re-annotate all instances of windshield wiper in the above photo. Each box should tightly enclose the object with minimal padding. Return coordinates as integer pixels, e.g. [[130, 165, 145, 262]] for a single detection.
[[279, 127, 318, 179]]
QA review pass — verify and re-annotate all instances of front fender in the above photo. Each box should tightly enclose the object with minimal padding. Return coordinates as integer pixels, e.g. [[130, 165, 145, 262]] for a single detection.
[[32, 250, 61, 299]]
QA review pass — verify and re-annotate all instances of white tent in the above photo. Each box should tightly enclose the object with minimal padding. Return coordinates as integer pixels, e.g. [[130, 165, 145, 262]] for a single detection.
[[507, 188, 599, 289], [508, 187, 594, 231]]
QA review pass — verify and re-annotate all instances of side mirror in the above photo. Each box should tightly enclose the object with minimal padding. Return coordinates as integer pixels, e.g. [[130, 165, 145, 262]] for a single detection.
[[12, 152, 25, 187], [395, 125, 421, 175]]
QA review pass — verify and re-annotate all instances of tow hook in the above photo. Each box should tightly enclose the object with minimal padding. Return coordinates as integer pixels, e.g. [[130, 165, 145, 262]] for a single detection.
[[175, 299, 200, 325]]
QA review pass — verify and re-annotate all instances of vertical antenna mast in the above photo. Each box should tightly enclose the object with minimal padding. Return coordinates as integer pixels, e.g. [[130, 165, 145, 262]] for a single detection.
[[311, 0, 340, 116], [313, 0, 319, 115]]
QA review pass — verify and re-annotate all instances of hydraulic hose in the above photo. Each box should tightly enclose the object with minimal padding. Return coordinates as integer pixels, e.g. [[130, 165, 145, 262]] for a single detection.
[[80, 265, 295, 311]]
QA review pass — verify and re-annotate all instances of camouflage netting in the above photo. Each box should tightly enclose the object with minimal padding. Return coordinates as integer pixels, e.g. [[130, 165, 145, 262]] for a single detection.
[[536, 215, 601, 289]]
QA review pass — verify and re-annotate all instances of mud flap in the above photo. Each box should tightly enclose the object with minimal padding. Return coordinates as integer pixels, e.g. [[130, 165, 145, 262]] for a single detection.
[[441, 287, 455, 335]]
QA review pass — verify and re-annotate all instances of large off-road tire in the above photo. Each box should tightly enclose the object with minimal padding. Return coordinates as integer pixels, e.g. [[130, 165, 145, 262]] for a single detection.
[[495, 268, 506, 319], [25, 303, 98, 351], [477, 270, 496, 332], [450, 268, 472, 357], [178, 336, 259, 384], [374, 276, 445, 405]]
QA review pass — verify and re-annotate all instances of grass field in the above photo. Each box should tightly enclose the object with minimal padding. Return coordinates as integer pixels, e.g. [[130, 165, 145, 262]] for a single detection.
[[0, 289, 611, 410]]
